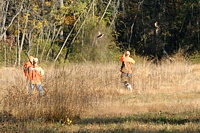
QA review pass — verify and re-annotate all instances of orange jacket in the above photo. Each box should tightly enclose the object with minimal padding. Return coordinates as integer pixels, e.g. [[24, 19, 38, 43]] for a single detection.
[[120, 55, 135, 64], [120, 55, 135, 74], [23, 62, 33, 77], [28, 65, 44, 81]]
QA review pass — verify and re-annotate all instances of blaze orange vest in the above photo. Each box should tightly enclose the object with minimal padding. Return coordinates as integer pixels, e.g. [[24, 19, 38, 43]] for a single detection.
[[23, 62, 33, 77], [120, 55, 135, 74], [28, 66, 43, 81], [120, 56, 135, 64]]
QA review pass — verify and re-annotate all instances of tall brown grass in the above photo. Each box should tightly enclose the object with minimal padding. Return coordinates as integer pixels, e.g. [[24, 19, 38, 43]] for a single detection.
[[0, 54, 199, 132]]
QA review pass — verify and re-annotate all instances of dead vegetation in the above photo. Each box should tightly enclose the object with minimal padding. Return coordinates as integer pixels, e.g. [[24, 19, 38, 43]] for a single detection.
[[0, 56, 200, 132]]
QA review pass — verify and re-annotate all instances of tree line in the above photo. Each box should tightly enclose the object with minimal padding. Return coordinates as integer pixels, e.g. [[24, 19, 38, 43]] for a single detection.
[[116, 0, 199, 62], [0, 0, 199, 66]]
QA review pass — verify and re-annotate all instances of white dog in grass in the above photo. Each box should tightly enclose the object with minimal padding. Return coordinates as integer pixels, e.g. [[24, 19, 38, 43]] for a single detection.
[[124, 81, 132, 91]]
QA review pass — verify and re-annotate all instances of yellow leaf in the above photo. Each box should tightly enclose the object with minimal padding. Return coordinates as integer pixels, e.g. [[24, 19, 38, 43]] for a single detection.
[[24, 13, 30, 19], [33, 5, 39, 12]]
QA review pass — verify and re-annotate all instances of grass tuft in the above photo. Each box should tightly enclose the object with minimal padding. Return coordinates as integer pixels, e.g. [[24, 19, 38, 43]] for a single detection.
[[0, 55, 200, 132]]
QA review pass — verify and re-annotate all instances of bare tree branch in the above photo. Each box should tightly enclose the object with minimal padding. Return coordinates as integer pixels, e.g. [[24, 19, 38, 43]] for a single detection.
[[0, 0, 24, 40], [54, 2, 94, 63]]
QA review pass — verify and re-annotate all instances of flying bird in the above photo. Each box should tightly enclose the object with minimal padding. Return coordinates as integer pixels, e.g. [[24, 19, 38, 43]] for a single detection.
[[96, 31, 104, 39]]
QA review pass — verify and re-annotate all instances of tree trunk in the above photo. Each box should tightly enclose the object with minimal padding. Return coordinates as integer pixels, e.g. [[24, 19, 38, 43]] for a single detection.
[[4, 45, 6, 66], [59, 0, 64, 40], [19, 11, 29, 66], [0, 0, 3, 36], [0, 0, 8, 41], [0, 0, 23, 40], [45, 25, 62, 61]]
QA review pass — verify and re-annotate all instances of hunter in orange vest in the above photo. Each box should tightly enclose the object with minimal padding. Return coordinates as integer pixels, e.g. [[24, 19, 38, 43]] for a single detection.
[[120, 50, 135, 90], [23, 56, 34, 90], [28, 58, 44, 96], [23, 56, 34, 77]]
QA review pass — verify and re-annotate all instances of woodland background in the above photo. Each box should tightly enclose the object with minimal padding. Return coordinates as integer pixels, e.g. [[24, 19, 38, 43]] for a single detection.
[[0, 0, 199, 66], [0, 1, 200, 132]]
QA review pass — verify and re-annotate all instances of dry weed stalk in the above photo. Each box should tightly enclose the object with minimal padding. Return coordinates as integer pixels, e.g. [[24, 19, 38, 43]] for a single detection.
[[0, 55, 199, 126]]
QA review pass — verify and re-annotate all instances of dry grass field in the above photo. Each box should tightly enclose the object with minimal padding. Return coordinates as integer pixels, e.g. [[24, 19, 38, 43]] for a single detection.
[[0, 57, 200, 132]]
